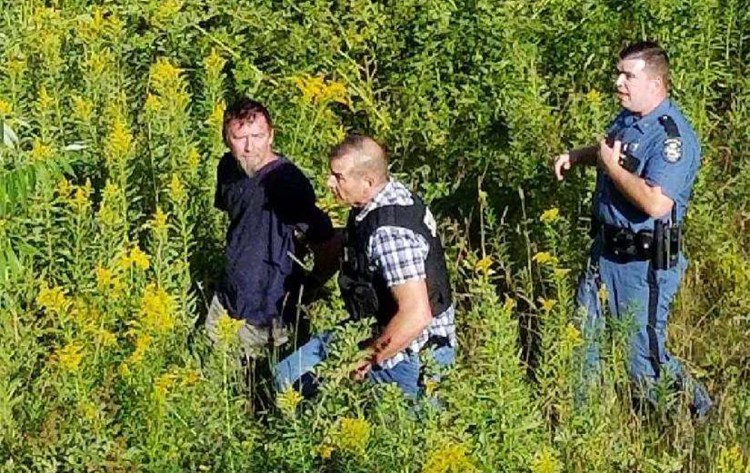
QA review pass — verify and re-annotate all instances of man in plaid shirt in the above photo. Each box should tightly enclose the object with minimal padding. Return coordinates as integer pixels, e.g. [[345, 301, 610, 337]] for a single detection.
[[275, 135, 456, 396]]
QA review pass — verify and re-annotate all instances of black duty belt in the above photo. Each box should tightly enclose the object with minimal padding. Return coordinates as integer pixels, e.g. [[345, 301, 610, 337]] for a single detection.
[[591, 217, 681, 269]]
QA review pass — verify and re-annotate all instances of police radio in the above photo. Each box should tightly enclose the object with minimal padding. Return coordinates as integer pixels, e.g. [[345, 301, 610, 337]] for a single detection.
[[605, 134, 640, 174]]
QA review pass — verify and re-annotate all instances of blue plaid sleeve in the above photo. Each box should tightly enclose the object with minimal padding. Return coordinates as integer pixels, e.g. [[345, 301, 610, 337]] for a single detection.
[[367, 226, 429, 287]]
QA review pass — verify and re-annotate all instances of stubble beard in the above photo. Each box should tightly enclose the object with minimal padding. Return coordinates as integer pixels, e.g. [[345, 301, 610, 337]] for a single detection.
[[236, 152, 265, 177]]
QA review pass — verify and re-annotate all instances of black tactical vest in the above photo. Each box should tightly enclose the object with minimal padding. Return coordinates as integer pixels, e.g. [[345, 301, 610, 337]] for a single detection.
[[337, 194, 453, 327]]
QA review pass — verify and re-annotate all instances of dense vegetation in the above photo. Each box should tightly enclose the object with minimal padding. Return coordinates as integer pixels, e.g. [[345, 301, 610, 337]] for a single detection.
[[1, 1, 749, 471]]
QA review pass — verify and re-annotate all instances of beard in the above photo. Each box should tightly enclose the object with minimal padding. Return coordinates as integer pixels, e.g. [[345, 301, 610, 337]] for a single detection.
[[236, 153, 263, 176]]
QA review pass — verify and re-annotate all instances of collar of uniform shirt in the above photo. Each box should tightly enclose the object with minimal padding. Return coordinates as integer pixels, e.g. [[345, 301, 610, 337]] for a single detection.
[[631, 98, 672, 133]]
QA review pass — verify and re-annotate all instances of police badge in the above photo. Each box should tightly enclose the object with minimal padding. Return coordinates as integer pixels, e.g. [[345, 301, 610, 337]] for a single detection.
[[663, 138, 682, 163]]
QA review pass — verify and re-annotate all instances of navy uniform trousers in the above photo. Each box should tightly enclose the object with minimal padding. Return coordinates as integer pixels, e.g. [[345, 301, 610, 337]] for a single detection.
[[576, 237, 713, 416]]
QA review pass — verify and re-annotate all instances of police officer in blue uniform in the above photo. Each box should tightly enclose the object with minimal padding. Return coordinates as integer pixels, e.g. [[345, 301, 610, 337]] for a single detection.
[[554, 42, 713, 417]]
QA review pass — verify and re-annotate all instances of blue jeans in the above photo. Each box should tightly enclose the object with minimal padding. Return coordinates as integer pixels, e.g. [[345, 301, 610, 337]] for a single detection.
[[274, 331, 456, 397]]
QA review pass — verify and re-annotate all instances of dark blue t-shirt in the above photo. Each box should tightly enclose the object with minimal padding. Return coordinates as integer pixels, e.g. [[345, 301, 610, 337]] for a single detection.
[[214, 153, 333, 326]]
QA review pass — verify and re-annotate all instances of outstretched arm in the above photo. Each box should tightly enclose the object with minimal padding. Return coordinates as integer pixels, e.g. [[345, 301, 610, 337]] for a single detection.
[[554, 145, 599, 181]]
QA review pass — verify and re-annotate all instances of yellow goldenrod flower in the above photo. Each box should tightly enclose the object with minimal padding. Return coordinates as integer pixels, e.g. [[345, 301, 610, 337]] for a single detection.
[[586, 89, 602, 106], [215, 312, 245, 347], [154, 371, 179, 402], [54, 342, 84, 373], [128, 334, 153, 365], [119, 362, 132, 378], [139, 283, 175, 335], [0, 99, 12, 117], [204, 49, 226, 80], [151, 207, 169, 233], [72, 180, 93, 212], [277, 388, 303, 416], [6, 53, 27, 79], [95, 266, 113, 290], [207, 101, 225, 133], [293, 74, 350, 106], [144, 94, 162, 115], [539, 298, 557, 312], [77, 7, 122, 42], [78, 400, 99, 422], [102, 181, 120, 202], [336, 417, 371, 453], [168, 174, 186, 202], [151, 0, 184, 28], [180, 368, 201, 386], [186, 147, 201, 172], [530, 447, 563, 473], [716, 445, 747, 473], [503, 296, 517, 312], [474, 256, 494, 276], [36, 86, 55, 112], [30, 139, 54, 163], [37, 283, 69, 314], [56, 178, 72, 199], [532, 251, 558, 266], [319, 444, 334, 460], [564, 324, 583, 348], [150, 58, 184, 95], [72, 96, 94, 123], [129, 246, 150, 271], [70, 298, 99, 333], [422, 442, 477, 473], [423, 378, 438, 398], [540, 207, 560, 224], [105, 116, 133, 164], [294, 74, 325, 103], [98, 205, 119, 228]]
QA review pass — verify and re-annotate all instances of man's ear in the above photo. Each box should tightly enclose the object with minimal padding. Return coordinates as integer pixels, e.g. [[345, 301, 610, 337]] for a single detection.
[[269, 128, 275, 145], [363, 171, 376, 189]]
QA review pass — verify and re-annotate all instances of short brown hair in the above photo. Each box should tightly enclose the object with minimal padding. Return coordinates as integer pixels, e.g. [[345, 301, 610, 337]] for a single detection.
[[620, 41, 670, 88], [222, 98, 273, 146]]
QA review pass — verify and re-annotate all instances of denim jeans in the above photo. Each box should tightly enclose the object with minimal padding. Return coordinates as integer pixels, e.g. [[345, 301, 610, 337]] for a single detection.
[[274, 331, 455, 397]]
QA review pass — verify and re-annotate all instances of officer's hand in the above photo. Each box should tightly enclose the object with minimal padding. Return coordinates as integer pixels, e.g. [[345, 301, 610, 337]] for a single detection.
[[554, 153, 573, 181], [598, 138, 621, 173]]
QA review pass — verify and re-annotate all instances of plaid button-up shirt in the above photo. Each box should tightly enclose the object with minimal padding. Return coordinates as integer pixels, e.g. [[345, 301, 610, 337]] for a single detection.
[[356, 180, 457, 370]]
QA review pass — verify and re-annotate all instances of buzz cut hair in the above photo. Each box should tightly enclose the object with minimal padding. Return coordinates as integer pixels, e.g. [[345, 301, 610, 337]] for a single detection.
[[330, 134, 388, 181], [222, 97, 273, 146], [619, 41, 670, 89]]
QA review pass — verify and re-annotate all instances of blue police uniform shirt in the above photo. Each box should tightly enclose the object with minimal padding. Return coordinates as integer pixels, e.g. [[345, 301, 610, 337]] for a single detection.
[[593, 98, 701, 232], [214, 153, 333, 326]]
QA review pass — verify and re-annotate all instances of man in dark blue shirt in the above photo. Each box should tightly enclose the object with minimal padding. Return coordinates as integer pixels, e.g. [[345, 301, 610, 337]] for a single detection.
[[206, 98, 336, 358]]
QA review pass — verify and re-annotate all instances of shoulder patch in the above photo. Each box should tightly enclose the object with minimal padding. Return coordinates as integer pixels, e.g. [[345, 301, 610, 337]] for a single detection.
[[658, 115, 682, 163], [663, 138, 682, 163]]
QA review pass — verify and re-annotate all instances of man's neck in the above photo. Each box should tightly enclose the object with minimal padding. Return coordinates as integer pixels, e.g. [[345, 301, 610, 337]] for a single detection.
[[636, 95, 668, 118], [355, 179, 389, 209]]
